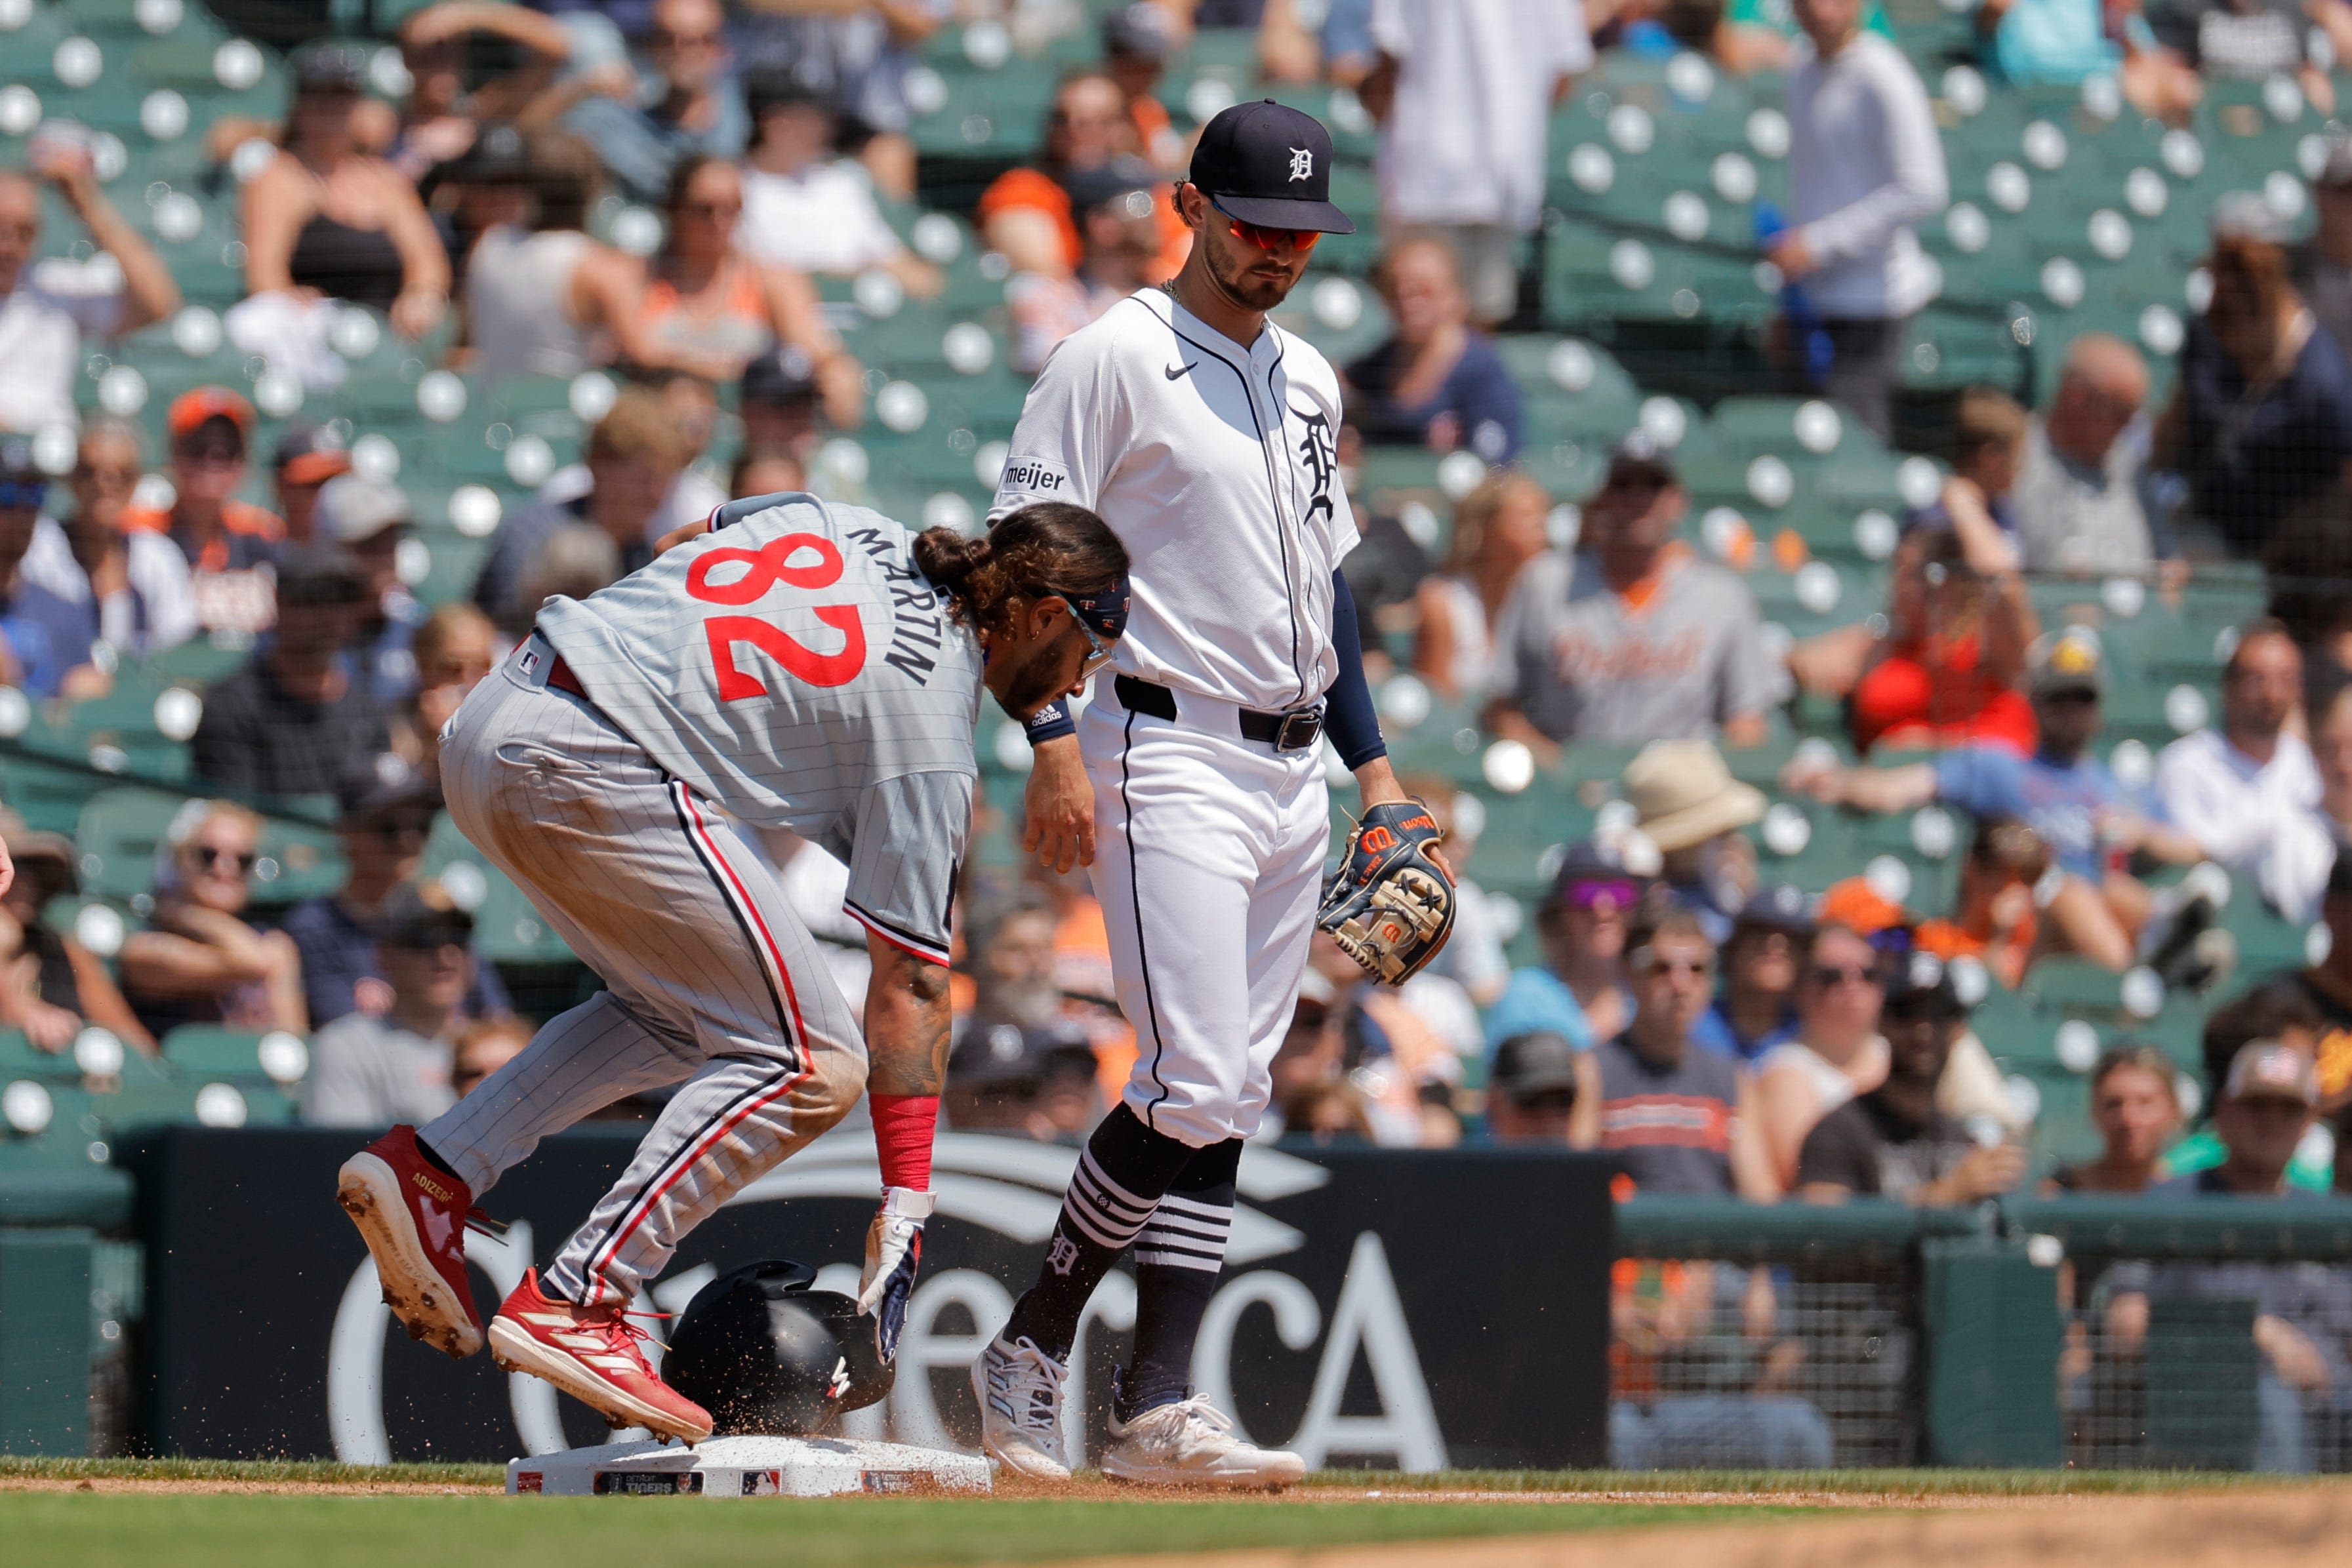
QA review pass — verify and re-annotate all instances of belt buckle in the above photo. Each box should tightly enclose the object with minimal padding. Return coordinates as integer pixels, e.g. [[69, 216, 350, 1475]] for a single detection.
[[1274, 709, 1323, 752]]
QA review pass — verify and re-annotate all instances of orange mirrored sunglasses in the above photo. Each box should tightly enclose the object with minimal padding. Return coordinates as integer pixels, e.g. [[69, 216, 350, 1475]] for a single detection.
[[1207, 193, 1321, 254]]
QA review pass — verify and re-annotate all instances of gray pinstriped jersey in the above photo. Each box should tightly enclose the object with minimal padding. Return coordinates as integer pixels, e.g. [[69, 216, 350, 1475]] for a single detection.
[[535, 491, 975, 961]]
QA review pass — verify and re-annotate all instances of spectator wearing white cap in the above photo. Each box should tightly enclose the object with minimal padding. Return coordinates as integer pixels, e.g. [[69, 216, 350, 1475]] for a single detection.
[[315, 474, 424, 703], [1360, 0, 1592, 326]]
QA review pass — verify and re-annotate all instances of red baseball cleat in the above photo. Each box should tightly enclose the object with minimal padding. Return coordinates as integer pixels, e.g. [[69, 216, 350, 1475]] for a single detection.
[[336, 1125, 485, 1359], [488, 1270, 714, 1443]]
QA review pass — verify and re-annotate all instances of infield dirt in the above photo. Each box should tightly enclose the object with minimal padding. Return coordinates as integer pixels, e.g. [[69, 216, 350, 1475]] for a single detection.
[[1061, 1485, 2352, 1568]]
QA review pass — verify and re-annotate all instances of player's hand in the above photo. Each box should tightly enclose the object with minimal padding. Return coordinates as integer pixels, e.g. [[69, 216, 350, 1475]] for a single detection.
[[0, 834, 14, 900], [1942, 1142, 2026, 1203], [1766, 230, 1816, 279], [857, 1185, 935, 1363], [1024, 735, 1095, 872]]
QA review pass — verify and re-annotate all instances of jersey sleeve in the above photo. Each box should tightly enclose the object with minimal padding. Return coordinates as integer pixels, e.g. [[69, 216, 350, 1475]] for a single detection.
[[987, 325, 1127, 521], [841, 769, 973, 966]]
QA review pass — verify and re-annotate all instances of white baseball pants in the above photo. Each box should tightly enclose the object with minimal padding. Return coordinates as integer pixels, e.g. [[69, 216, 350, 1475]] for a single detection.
[[420, 643, 866, 1306], [1080, 684, 1329, 1148]]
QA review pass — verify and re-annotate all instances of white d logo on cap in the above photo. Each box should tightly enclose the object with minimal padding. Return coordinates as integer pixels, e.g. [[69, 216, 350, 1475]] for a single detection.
[[1289, 147, 1313, 182]]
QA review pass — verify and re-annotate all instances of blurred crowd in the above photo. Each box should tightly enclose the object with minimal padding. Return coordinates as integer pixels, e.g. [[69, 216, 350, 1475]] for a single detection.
[[2, 0, 2352, 1223]]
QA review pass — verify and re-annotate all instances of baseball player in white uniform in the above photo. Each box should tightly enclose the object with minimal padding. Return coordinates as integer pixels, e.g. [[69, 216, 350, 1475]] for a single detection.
[[334, 493, 1129, 1442], [971, 102, 1436, 1487]]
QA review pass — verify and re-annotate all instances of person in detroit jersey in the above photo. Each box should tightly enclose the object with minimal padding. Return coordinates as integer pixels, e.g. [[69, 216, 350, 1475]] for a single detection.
[[971, 101, 1436, 1488], [333, 493, 1127, 1444]]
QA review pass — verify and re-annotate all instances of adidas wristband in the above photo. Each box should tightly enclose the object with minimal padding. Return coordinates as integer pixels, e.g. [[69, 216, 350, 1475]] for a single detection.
[[1023, 700, 1076, 743]]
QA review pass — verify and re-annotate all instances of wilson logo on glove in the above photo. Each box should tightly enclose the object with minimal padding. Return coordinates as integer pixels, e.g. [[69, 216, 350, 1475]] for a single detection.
[[1316, 799, 1457, 986]]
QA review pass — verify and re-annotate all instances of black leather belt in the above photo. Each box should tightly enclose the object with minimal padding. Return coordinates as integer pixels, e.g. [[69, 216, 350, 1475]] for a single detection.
[[1114, 674, 1324, 752]]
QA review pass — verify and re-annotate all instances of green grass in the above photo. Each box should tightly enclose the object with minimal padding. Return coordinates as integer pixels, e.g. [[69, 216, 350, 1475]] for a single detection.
[[0, 1456, 502, 1487], [1, 1458, 2304, 1568], [3, 1493, 1813, 1568]]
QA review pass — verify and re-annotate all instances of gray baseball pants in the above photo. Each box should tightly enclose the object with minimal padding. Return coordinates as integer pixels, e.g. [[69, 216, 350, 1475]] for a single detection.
[[419, 639, 866, 1307]]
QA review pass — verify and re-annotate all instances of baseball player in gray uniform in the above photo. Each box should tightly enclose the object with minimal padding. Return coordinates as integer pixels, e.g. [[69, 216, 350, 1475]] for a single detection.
[[971, 102, 1434, 1487], [335, 493, 1129, 1442]]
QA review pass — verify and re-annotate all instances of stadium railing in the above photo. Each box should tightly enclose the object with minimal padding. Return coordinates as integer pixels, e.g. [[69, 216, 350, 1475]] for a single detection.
[[1613, 1194, 2352, 1474]]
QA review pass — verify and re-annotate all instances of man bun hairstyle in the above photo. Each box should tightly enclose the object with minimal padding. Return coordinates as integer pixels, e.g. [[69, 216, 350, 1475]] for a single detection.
[[912, 502, 1128, 640]]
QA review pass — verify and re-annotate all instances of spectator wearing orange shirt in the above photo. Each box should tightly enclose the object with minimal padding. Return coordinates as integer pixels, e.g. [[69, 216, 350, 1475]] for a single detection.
[[977, 72, 1188, 285], [1789, 523, 2039, 757], [119, 388, 284, 639], [1913, 819, 2048, 988]]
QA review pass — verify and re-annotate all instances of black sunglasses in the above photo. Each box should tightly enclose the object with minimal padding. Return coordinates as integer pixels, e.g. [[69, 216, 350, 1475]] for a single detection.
[[196, 846, 257, 874]]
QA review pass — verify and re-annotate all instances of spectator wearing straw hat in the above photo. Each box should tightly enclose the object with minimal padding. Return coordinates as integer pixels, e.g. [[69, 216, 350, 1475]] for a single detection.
[[1625, 738, 1768, 946], [1487, 439, 1779, 759]]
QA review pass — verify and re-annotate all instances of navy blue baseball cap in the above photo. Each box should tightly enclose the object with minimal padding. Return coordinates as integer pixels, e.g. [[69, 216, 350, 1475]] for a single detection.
[[1188, 100, 1355, 235]]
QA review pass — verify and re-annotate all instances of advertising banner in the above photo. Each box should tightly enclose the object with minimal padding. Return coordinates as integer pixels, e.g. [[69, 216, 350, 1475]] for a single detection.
[[129, 1127, 1612, 1468]]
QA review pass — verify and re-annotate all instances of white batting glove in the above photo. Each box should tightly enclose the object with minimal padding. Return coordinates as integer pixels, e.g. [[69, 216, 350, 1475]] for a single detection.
[[857, 1185, 936, 1363]]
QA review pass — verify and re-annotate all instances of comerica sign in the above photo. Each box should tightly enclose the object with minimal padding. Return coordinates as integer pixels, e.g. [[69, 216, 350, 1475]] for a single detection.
[[131, 1128, 1613, 1469]]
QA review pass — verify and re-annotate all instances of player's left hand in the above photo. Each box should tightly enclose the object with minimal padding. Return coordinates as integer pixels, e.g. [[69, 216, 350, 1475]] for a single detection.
[[1318, 799, 1457, 986], [857, 1186, 935, 1363], [1024, 735, 1095, 872]]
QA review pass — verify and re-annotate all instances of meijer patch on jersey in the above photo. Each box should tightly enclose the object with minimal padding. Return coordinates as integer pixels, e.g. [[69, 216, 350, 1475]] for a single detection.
[[996, 454, 1072, 497]]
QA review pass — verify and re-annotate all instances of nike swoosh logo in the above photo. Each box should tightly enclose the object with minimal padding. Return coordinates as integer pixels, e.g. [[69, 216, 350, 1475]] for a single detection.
[[1166, 362, 1196, 380]]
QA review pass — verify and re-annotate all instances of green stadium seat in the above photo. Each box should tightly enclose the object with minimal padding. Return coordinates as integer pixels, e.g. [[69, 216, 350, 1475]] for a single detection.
[[75, 787, 188, 902], [0, 1028, 73, 1081], [158, 1024, 295, 1081]]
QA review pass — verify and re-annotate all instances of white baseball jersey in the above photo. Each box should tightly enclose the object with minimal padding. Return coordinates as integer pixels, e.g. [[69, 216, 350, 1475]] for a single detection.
[[535, 491, 976, 963], [987, 287, 1359, 714]]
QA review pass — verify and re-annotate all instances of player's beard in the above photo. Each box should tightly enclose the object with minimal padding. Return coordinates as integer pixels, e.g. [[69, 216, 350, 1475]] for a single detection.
[[1206, 239, 1303, 313], [996, 628, 1084, 720]]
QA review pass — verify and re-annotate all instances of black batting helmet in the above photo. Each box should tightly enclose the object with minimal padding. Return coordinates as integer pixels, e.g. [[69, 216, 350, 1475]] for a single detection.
[[660, 1260, 893, 1436]]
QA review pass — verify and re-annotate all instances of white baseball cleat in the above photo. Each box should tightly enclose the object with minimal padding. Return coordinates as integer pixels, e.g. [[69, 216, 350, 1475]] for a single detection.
[[1100, 1393, 1307, 1490], [972, 1333, 1071, 1481]]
